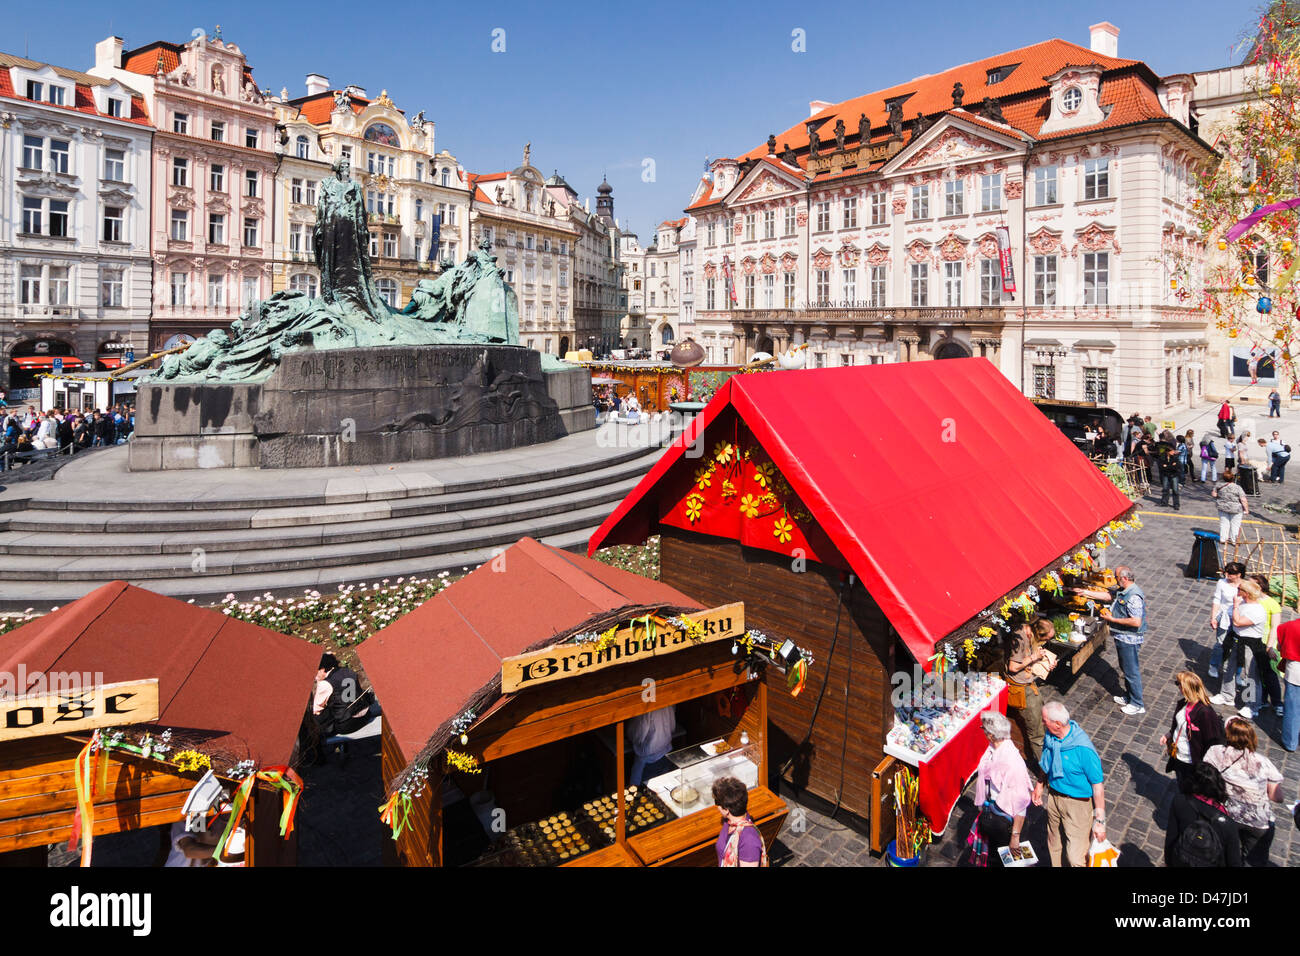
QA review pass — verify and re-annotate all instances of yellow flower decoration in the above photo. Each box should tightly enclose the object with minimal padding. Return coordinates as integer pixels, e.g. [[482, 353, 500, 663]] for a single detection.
[[977, 626, 996, 639], [740, 493, 761, 518], [595, 625, 618, 651], [694, 465, 712, 489], [173, 750, 211, 773], [721, 479, 737, 499], [773, 517, 793, 544], [685, 496, 704, 523], [713, 441, 735, 465], [445, 749, 482, 774], [753, 462, 776, 489], [999, 601, 1014, 620]]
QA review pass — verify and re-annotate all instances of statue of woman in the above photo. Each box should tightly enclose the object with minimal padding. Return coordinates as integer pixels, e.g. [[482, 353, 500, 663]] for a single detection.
[[313, 158, 390, 321]]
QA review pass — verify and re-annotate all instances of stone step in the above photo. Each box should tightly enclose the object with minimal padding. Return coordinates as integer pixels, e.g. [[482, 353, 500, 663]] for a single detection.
[[0, 500, 618, 582], [0, 475, 640, 556], [0, 525, 604, 610], [0, 450, 652, 535]]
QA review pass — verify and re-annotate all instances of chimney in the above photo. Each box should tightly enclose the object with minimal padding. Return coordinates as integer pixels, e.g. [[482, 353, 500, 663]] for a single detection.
[[345, 84, 366, 98], [95, 36, 124, 71], [305, 73, 329, 96], [1089, 22, 1119, 58], [809, 99, 833, 117]]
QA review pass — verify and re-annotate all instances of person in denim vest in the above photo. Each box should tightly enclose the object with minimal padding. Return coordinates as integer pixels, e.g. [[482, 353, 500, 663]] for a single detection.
[[1075, 565, 1147, 714]]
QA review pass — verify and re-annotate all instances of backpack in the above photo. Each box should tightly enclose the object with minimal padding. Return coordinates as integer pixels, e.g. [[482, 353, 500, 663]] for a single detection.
[[1173, 801, 1226, 867], [1207, 443, 1219, 460]]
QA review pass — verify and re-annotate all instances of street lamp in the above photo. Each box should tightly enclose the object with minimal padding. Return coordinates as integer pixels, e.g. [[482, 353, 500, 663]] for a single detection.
[[1034, 346, 1068, 400]]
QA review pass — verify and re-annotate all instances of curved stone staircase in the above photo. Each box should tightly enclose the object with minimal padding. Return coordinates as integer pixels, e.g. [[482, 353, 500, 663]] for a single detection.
[[0, 426, 668, 609]]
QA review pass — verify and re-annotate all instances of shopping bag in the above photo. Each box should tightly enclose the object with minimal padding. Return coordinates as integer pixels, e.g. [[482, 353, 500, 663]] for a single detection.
[[1088, 838, 1120, 867]]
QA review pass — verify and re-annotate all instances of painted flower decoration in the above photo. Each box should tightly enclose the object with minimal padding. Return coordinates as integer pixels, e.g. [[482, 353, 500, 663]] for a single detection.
[[694, 465, 712, 489], [773, 517, 793, 544], [713, 441, 735, 464], [721, 479, 737, 499], [753, 462, 776, 489], [740, 494, 761, 518], [685, 496, 704, 523]]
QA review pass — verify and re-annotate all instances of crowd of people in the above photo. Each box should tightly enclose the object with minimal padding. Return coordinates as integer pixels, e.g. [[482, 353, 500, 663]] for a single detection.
[[0, 404, 134, 468], [965, 556, 1300, 868]]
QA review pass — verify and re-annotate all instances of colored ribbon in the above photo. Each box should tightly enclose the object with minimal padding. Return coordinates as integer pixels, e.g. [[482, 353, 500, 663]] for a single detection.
[[214, 766, 303, 863], [1225, 198, 1300, 243], [378, 792, 413, 841], [787, 657, 808, 698], [68, 731, 101, 867], [928, 651, 948, 676]]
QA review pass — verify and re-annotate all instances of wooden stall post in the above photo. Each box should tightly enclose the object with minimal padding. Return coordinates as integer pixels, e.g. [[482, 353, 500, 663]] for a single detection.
[[616, 721, 626, 847]]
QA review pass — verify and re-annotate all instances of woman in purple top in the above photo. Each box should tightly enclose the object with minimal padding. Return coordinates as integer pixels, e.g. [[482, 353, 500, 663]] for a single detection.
[[713, 776, 766, 867]]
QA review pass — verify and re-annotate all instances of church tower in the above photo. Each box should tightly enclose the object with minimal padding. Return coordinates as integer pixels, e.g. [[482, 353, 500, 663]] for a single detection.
[[596, 176, 614, 226]]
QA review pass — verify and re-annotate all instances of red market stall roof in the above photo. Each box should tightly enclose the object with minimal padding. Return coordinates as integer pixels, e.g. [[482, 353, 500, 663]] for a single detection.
[[0, 582, 321, 765], [358, 536, 702, 761], [588, 359, 1133, 666], [11, 356, 87, 370]]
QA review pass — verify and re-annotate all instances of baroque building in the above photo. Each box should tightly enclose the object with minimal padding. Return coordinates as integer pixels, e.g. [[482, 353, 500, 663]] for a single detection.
[[645, 218, 684, 353], [274, 76, 470, 309], [91, 32, 278, 351], [686, 23, 1214, 413], [0, 52, 153, 393]]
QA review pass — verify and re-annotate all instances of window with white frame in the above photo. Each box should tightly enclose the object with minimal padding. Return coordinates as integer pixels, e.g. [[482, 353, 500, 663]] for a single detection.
[[979, 259, 1003, 305], [208, 213, 225, 245], [102, 205, 124, 242], [763, 209, 776, 239], [48, 266, 68, 305], [170, 272, 188, 307], [943, 262, 962, 305], [707, 221, 716, 245], [210, 164, 225, 192], [383, 233, 397, 258], [291, 178, 304, 204], [306, 180, 317, 205], [1033, 166, 1058, 205], [245, 170, 258, 198], [842, 268, 856, 303], [245, 128, 259, 149], [172, 157, 189, 187], [743, 274, 755, 308], [1033, 255, 1057, 305], [744, 213, 755, 241], [21, 197, 41, 234], [296, 135, 309, 159], [763, 273, 775, 307], [173, 112, 188, 134], [843, 196, 858, 229], [47, 85, 65, 106], [242, 218, 258, 247], [816, 269, 830, 304], [1083, 367, 1108, 404], [910, 263, 929, 306], [784, 271, 796, 308], [19, 265, 41, 304], [441, 167, 451, 186], [869, 265, 887, 307], [1083, 252, 1109, 305], [870, 192, 888, 225], [944, 180, 964, 216], [979, 174, 1002, 212], [21, 135, 42, 170], [242, 277, 258, 308], [376, 278, 399, 307], [49, 139, 69, 174], [816, 201, 831, 232], [290, 273, 318, 297], [911, 185, 930, 220], [706, 277, 716, 310], [1033, 365, 1056, 399], [369, 233, 379, 258], [210, 120, 225, 142], [100, 268, 124, 308], [47, 200, 69, 237], [784, 206, 797, 235], [207, 274, 224, 309], [104, 148, 125, 181], [25, 80, 43, 101], [1083, 158, 1110, 200]]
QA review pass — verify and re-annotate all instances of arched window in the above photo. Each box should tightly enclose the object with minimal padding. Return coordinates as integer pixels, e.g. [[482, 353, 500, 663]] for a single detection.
[[661, 325, 674, 346], [415, 198, 423, 221], [376, 278, 399, 307], [290, 273, 318, 298], [296, 135, 309, 159]]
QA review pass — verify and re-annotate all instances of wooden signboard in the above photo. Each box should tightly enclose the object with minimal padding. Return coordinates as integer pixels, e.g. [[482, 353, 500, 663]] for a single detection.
[[501, 603, 744, 693], [0, 679, 160, 742]]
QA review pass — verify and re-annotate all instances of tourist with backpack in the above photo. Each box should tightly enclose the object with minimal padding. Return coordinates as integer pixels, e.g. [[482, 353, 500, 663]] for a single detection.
[[1204, 718, 1285, 866], [1164, 763, 1241, 867], [1160, 671, 1225, 795], [1199, 435, 1220, 483]]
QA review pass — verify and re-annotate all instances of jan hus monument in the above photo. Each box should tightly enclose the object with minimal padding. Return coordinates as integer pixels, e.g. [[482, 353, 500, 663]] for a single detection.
[[130, 159, 591, 470]]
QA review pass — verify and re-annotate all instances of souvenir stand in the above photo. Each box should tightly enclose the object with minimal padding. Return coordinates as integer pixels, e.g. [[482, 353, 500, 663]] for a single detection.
[[360, 537, 794, 867], [0, 581, 321, 866], [588, 359, 1135, 851]]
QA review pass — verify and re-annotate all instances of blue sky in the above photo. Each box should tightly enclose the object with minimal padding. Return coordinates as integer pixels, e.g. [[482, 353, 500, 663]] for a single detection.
[[8, 0, 1260, 238]]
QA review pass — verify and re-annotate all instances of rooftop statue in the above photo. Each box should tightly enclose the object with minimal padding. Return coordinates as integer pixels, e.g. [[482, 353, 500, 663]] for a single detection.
[[152, 161, 521, 384]]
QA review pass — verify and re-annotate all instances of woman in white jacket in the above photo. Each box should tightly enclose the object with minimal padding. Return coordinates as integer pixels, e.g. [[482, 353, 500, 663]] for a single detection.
[[34, 413, 57, 450]]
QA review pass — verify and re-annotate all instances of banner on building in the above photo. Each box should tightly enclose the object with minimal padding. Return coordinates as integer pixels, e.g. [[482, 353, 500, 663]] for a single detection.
[[996, 227, 1016, 294], [722, 256, 738, 305], [429, 214, 441, 261], [1230, 346, 1279, 386]]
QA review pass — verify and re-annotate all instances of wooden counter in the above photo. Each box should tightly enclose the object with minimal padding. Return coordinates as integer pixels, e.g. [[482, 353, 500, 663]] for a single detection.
[[562, 841, 640, 867], [627, 785, 787, 867]]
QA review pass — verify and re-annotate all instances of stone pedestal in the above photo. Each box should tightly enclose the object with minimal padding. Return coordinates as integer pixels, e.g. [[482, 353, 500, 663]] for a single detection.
[[129, 345, 593, 470]]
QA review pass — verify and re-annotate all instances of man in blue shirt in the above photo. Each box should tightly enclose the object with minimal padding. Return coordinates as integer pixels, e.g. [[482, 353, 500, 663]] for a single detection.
[[1075, 565, 1147, 715], [1032, 701, 1107, 867]]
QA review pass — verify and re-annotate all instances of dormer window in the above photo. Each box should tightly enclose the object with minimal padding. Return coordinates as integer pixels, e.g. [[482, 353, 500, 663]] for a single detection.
[[1062, 87, 1083, 112], [48, 85, 65, 106], [106, 97, 123, 118], [986, 64, 1018, 85]]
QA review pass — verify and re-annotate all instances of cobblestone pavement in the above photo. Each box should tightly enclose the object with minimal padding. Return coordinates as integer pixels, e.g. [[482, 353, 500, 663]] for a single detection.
[[773, 467, 1300, 867]]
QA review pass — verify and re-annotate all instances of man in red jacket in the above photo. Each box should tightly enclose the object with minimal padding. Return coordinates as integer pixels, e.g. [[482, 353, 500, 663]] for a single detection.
[[1218, 401, 1235, 439], [1278, 619, 1300, 752]]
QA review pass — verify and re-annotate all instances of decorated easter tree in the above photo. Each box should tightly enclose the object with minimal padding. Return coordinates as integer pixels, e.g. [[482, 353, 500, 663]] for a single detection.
[[1178, 3, 1300, 391]]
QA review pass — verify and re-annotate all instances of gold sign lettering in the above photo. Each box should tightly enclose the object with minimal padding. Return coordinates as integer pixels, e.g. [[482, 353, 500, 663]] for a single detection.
[[0, 680, 160, 742]]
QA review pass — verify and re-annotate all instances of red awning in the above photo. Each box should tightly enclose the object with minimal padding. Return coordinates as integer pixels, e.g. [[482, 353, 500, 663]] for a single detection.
[[588, 359, 1134, 667], [10, 356, 87, 370], [97, 356, 124, 369]]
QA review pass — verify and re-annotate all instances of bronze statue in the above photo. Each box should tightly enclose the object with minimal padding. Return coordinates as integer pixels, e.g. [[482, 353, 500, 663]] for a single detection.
[[807, 122, 820, 157], [887, 102, 904, 141], [767, 133, 777, 154], [858, 112, 870, 144], [834, 118, 846, 151], [952, 82, 965, 108], [980, 97, 1005, 124], [315, 158, 389, 321]]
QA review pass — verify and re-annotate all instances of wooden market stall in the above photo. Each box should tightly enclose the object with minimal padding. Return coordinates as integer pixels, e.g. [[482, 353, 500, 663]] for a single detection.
[[588, 359, 1134, 850], [359, 536, 791, 867], [0, 582, 321, 866]]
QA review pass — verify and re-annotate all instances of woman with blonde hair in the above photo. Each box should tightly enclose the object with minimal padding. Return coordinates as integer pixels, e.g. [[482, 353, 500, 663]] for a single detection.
[[1205, 718, 1285, 866], [1160, 671, 1225, 794]]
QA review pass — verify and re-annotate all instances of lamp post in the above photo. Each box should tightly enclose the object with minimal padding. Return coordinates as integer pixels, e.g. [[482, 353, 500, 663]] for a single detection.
[[1034, 345, 1067, 399]]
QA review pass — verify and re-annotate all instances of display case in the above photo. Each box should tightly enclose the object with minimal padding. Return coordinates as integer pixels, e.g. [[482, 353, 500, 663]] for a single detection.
[[646, 736, 761, 819]]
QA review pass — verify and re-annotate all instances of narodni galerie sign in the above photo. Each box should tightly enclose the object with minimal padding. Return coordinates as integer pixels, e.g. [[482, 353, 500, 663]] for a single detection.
[[0, 679, 160, 742], [501, 603, 745, 693]]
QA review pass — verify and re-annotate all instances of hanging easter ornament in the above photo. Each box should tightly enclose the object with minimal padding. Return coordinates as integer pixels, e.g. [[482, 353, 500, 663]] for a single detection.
[[1258, 296, 1274, 313]]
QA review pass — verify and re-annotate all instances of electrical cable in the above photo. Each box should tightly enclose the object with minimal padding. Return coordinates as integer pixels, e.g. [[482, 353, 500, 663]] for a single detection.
[[830, 574, 856, 820]]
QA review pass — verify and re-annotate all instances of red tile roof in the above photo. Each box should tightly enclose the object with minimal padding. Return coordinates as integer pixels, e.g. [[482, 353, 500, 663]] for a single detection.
[[291, 90, 368, 126], [467, 172, 509, 205], [0, 582, 322, 765], [0, 53, 151, 125], [121, 41, 182, 75]]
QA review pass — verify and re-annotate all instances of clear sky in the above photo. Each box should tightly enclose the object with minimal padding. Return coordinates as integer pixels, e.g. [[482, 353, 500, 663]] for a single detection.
[[6, 0, 1262, 239]]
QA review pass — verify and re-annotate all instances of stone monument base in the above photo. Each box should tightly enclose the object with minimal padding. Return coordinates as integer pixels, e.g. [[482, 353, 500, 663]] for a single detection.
[[128, 345, 594, 471]]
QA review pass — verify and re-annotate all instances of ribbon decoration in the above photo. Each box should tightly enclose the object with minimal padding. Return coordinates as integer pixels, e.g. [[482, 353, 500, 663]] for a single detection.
[[213, 766, 303, 864], [1225, 197, 1300, 243], [927, 650, 949, 677], [68, 732, 101, 867], [786, 657, 808, 698], [378, 792, 413, 841]]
